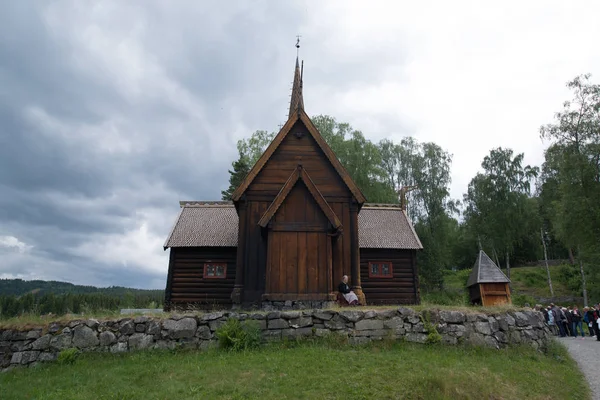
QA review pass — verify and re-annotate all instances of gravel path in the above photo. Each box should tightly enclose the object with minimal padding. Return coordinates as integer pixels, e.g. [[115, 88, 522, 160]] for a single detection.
[[559, 336, 600, 399]]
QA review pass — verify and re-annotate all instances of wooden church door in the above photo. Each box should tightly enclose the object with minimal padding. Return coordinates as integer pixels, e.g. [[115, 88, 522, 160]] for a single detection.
[[263, 182, 333, 301]]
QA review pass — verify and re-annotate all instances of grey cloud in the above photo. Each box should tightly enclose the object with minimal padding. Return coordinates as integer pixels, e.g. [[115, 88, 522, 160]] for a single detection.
[[0, 0, 314, 289]]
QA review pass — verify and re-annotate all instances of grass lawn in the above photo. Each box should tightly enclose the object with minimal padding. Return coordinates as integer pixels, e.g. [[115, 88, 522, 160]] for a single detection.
[[0, 340, 590, 400]]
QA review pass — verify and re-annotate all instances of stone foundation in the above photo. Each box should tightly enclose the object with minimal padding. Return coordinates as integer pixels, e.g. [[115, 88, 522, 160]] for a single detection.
[[259, 300, 336, 311], [0, 307, 552, 372]]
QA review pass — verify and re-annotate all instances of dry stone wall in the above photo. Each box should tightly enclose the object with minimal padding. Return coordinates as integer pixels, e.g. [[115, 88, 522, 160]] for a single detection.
[[1, 307, 551, 372]]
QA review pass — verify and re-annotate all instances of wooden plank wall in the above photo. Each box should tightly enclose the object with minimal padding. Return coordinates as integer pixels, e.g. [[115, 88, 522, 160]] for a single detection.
[[265, 183, 329, 297], [168, 247, 236, 309], [360, 249, 418, 305], [241, 121, 356, 301], [246, 122, 352, 200]]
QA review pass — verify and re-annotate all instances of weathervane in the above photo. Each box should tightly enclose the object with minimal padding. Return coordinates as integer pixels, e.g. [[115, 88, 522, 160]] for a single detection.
[[296, 35, 301, 56]]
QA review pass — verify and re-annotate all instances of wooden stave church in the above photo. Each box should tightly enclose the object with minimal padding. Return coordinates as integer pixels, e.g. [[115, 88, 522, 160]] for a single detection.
[[163, 55, 423, 310]]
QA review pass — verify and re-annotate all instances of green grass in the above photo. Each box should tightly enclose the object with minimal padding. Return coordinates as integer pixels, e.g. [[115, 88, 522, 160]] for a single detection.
[[0, 340, 590, 400]]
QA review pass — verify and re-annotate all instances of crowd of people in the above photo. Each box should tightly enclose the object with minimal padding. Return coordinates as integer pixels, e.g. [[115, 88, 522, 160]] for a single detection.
[[536, 303, 600, 340]]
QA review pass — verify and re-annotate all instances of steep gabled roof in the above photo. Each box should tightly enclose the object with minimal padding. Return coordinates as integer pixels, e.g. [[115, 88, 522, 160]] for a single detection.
[[466, 250, 511, 287], [231, 109, 367, 204], [257, 166, 342, 230]]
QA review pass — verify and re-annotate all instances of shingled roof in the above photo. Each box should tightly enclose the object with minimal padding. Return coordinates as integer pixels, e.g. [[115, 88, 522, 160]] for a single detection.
[[357, 205, 422, 249], [164, 202, 422, 250], [466, 250, 511, 287]]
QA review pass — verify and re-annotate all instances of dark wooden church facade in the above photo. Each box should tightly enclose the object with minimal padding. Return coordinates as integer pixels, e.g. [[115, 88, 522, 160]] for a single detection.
[[163, 56, 422, 310]]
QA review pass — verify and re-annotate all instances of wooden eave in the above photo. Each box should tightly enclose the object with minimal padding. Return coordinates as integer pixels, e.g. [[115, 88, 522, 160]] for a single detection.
[[231, 109, 367, 204], [257, 166, 342, 230]]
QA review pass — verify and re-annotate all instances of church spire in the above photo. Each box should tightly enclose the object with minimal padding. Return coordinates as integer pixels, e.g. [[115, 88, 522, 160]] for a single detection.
[[288, 37, 304, 118]]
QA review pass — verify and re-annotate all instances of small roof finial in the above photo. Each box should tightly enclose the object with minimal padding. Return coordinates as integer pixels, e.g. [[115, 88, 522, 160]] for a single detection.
[[296, 35, 301, 56]]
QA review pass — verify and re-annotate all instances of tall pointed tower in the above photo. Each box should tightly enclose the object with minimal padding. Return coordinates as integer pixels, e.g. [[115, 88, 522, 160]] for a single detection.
[[230, 45, 367, 307], [289, 56, 304, 118]]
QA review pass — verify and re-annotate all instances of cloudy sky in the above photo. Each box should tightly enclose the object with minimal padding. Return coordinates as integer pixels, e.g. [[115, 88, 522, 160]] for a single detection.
[[1, 1, 599, 289]]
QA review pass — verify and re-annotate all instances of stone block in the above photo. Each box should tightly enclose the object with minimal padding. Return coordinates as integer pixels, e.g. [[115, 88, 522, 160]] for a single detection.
[[339, 310, 364, 322], [397, 307, 416, 317], [494, 332, 508, 343], [484, 336, 499, 349], [209, 319, 227, 332], [407, 315, 421, 325], [439, 311, 466, 324], [26, 330, 42, 340], [268, 319, 289, 330], [196, 326, 213, 340], [488, 317, 499, 333], [135, 324, 146, 333], [465, 332, 486, 347], [99, 331, 117, 346], [133, 316, 149, 324], [31, 335, 51, 351], [474, 322, 492, 336], [50, 334, 72, 350], [324, 315, 347, 330], [11, 351, 39, 365], [355, 319, 383, 331], [85, 319, 100, 329], [73, 326, 99, 348], [119, 320, 135, 335], [146, 321, 160, 335], [250, 313, 266, 320], [281, 311, 301, 319], [289, 317, 313, 328], [505, 314, 516, 326], [110, 342, 128, 353], [513, 312, 530, 327], [376, 309, 397, 319], [68, 320, 83, 328], [267, 311, 281, 320], [363, 310, 377, 319], [163, 318, 197, 339], [383, 316, 405, 330], [201, 312, 224, 321], [411, 322, 426, 333], [313, 310, 335, 321]]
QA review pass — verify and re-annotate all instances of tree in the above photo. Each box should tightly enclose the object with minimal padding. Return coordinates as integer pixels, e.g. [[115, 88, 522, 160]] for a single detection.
[[538, 74, 600, 306], [463, 148, 539, 279], [221, 156, 251, 200]]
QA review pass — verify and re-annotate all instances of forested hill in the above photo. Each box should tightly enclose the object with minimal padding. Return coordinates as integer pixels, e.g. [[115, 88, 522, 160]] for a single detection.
[[0, 279, 164, 297]]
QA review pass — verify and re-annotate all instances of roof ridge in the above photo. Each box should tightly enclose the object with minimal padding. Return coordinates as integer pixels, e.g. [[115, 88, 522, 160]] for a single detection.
[[362, 203, 402, 209], [179, 201, 234, 208]]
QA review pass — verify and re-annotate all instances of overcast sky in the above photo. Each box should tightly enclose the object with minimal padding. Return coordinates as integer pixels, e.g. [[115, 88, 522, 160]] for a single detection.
[[1, 1, 599, 289]]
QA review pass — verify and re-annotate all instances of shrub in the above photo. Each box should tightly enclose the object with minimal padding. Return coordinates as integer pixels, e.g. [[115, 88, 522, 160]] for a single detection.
[[512, 293, 537, 307], [57, 348, 80, 365], [215, 318, 261, 351], [421, 311, 442, 344]]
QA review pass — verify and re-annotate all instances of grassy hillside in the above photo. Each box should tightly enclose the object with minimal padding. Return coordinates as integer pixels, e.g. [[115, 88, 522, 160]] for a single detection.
[[437, 264, 586, 307], [0, 279, 163, 297]]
